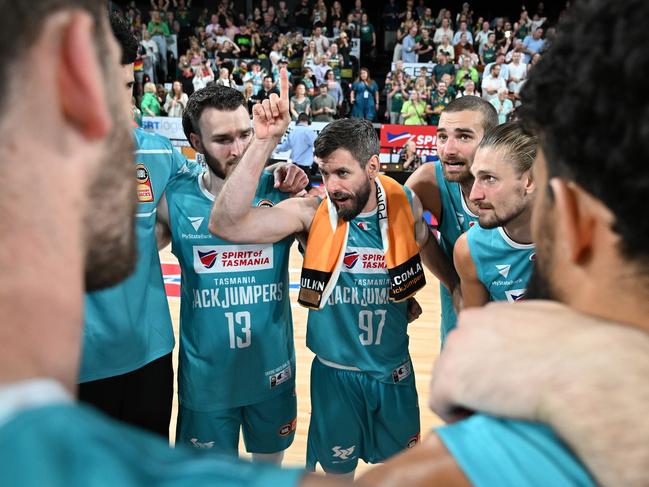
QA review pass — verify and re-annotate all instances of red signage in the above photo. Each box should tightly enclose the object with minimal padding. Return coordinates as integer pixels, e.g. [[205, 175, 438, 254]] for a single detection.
[[380, 124, 439, 160]]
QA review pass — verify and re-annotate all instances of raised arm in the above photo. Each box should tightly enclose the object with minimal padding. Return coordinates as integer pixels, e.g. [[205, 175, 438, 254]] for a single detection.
[[209, 69, 316, 244], [453, 233, 489, 308]]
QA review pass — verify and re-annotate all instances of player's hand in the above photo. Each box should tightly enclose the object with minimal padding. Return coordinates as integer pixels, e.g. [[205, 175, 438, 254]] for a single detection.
[[406, 297, 422, 323], [429, 300, 596, 422], [253, 68, 291, 140], [273, 163, 309, 194]]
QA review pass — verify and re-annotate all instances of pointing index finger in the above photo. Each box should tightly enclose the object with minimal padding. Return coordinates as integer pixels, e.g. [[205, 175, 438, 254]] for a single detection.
[[279, 67, 289, 101]]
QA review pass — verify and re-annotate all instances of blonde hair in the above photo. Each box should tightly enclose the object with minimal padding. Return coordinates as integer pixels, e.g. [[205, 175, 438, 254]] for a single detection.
[[478, 121, 537, 175], [144, 82, 156, 94]]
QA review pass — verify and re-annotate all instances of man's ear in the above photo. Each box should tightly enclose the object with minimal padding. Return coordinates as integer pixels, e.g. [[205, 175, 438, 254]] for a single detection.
[[524, 169, 536, 196], [57, 11, 112, 140], [189, 132, 203, 153], [366, 154, 380, 179], [550, 177, 595, 266]]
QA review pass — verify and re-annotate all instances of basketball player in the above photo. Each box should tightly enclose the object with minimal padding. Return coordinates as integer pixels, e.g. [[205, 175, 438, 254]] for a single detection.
[[0, 2, 332, 485], [210, 69, 440, 478], [359, 0, 649, 484], [78, 14, 306, 438], [154, 84, 307, 463], [453, 122, 536, 307], [405, 97, 498, 345]]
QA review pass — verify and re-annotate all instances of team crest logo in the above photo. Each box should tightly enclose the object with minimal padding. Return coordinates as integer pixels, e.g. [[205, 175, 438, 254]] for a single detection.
[[407, 433, 420, 448], [356, 222, 370, 231], [257, 199, 274, 207], [343, 251, 360, 269], [278, 418, 297, 437], [135, 163, 154, 202], [469, 220, 477, 228], [198, 249, 219, 269]]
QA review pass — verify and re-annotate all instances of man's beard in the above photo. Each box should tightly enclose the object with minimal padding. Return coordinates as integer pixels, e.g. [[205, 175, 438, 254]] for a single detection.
[[202, 147, 243, 180], [84, 70, 137, 291], [331, 180, 372, 222], [477, 198, 527, 229], [526, 213, 557, 300], [441, 155, 473, 183]]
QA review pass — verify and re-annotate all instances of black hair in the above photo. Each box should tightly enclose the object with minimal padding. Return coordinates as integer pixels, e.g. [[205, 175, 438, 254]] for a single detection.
[[444, 96, 498, 134], [109, 12, 138, 65], [297, 112, 310, 124], [182, 84, 245, 145], [520, 0, 649, 268], [314, 118, 379, 168]]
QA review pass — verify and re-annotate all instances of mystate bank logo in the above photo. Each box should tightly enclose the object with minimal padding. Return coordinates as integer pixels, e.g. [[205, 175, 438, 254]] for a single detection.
[[193, 244, 274, 274]]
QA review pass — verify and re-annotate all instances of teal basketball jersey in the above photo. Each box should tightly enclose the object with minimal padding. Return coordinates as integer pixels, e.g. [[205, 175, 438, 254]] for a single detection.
[[166, 171, 295, 411], [1, 403, 303, 487], [80, 129, 201, 383], [467, 225, 535, 302], [434, 161, 478, 344], [437, 414, 596, 486], [306, 186, 415, 384]]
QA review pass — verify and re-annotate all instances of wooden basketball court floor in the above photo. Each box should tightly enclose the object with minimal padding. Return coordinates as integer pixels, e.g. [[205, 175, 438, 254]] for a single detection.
[[161, 243, 444, 475]]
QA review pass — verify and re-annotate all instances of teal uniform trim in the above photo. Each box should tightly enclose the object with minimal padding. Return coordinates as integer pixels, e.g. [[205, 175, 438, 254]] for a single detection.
[[166, 170, 295, 412], [466, 225, 535, 302], [1, 404, 304, 487], [433, 161, 478, 344], [80, 129, 201, 383], [437, 414, 596, 487]]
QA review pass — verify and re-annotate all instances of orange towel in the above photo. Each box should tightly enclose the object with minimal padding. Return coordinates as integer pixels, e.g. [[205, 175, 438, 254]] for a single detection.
[[298, 175, 425, 309]]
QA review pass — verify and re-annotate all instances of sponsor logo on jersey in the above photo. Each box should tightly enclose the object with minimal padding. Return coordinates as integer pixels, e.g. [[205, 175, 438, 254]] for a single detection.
[[407, 433, 420, 448], [343, 251, 360, 269], [188, 216, 204, 231], [392, 360, 412, 383], [269, 365, 292, 388], [257, 199, 274, 207], [529, 252, 536, 261], [135, 163, 154, 202], [278, 418, 297, 437], [332, 445, 356, 461], [190, 438, 215, 449], [197, 249, 219, 269], [193, 244, 273, 274], [505, 288, 526, 302], [356, 221, 370, 230], [496, 264, 511, 279], [341, 247, 387, 275]]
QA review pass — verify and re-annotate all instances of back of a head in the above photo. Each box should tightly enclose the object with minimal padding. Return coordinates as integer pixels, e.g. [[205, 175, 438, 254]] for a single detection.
[[314, 118, 379, 168], [520, 0, 649, 268], [443, 96, 498, 134], [478, 121, 537, 175], [182, 84, 245, 143], [297, 112, 310, 124]]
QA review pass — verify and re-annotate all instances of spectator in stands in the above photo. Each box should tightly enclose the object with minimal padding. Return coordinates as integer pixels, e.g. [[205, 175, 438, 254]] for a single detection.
[[350, 0, 365, 23], [394, 11, 415, 62], [427, 80, 452, 125], [276, 112, 317, 174], [523, 27, 545, 62], [179, 61, 194, 95], [436, 35, 455, 62], [155, 84, 168, 115], [401, 89, 427, 125], [482, 63, 507, 102], [386, 77, 408, 124], [205, 14, 219, 39], [311, 84, 338, 122], [454, 32, 474, 61], [453, 21, 474, 45], [331, 1, 345, 31], [302, 40, 319, 71], [327, 43, 343, 80], [402, 25, 419, 63], [258, 75, 279, 101], [474, 20, 491, 50], [242, 81, 256, 115], [294, 0, 312, 35], [456, 78, 479, 98], [141, 30, 159, 84], [485, 53, 509, 81], [516, 8, 532, 40], [163, 80, 188, 117], [192, 59, 214, 91], [505, 38, 524, 61], [214, 66, 237, 88], [336, 31, 353, 67], [312, 24, 330, 56], [490, 87, 513, 123], [382, 0, 401, 51], [223, 17, 239, 41], [148, 10, 171, 81], [480, 32, 498, 65], [314, 55, 330, 87], [413, 77, 430, 102], [415, 28, 435, 63], [324, 70, 344, 111], [359, 13, 376, 65], [312, 0, 328, 30], [434, 17, 454, 45], [420, 7, 435, 30], [456, 56, 479, 89], [290, 83, 311, 121], [440, 73, 457, 98], [350, 67, 379, 121], [259, 13, 280, 54], [301, 66, 316, 97], [432, 52, 456, 86], [416, 66, 435, 92], [234, 24, 254, 57], [506, 51, 526, 101], [243, 62, 265, 95], [141, 82, 162, 116], [399, 140, 422, 171]]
